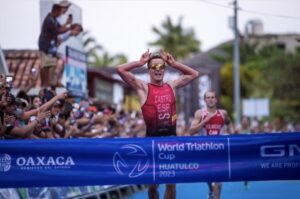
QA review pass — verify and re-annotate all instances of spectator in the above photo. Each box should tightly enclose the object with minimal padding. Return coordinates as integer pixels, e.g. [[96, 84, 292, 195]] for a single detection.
[[38, 2, 71, 87], [31, 95, 42, 109], [38, 1, 82, 87], [38, 3, 72, 56], [0, 93, 50, 139]]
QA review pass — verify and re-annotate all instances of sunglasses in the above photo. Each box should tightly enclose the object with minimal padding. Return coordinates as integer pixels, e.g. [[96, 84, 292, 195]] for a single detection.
[[148, 63, 166, 70]]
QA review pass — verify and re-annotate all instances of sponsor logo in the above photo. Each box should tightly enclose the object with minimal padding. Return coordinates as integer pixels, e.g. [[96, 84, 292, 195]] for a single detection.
[[113, 144, 150, 178], [260, 144, 300, 157], [16, 156, 75, 170], [0, 154, 11, 172]]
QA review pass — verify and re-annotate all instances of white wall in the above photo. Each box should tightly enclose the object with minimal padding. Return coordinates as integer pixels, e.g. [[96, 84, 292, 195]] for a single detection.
[[113, 83, 124, 105]]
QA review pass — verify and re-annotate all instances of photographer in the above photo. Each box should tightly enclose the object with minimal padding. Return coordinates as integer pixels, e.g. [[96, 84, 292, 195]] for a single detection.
[[38, 2, 72, 87], [38, 3, 72, 57]]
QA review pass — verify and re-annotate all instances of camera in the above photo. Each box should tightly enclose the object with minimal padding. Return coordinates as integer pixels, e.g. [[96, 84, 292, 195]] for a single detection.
[[31, 68, 36, 76], [5, 75, 13, 88], [69, 119, 76, 125]]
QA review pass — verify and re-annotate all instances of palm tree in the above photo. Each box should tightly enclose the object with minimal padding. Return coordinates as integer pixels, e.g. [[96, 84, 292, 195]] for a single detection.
[[91, 51, 127, 68], [149, 16, 201, 59], [83, 31, 127, 67]]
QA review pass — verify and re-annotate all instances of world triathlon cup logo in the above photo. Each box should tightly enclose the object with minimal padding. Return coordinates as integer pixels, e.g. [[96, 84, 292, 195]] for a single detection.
[[0, 154, 11, 172], [113, 144, 150, 178]]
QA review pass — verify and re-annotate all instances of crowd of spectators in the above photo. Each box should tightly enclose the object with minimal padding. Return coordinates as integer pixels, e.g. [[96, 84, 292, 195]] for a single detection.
[[1, 69, 299, 140], [0, 0, 148, 140], [0, 73, 147, 140], [234, 116, 300, 134]]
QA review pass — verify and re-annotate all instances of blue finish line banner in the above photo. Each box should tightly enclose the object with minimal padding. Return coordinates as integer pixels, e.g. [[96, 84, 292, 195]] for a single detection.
[[0, 133, 300, 188]]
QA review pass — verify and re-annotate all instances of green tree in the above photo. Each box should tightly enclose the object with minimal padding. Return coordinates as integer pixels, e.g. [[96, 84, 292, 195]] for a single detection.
[[149, 16, 200, 59], [220, 62, 254, 115], [258, 47, 300, 121], [83, 31, 127, 68], [216, 41, 300, 123], [215, 42, 259, 115], [91, 51, 127, 68]]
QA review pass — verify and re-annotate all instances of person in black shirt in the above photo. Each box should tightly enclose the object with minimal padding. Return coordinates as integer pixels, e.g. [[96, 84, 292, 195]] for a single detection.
[[38, 3, 72, 56], [38, 3, 72, 87]]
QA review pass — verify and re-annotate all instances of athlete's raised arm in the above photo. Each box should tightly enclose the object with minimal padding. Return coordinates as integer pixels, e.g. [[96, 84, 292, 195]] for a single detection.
[[117, 50, 150, 90], [159, 50, 199, 89]]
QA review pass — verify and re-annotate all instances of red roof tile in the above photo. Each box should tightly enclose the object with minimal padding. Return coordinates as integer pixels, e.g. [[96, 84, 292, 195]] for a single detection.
[[4, 50, 43, 88]]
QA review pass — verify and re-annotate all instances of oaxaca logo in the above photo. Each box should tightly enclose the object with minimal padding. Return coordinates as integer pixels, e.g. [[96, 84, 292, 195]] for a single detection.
[[113, 144, 150, 178], [0, 154, 11, 172], [16, 156, 75, 170]]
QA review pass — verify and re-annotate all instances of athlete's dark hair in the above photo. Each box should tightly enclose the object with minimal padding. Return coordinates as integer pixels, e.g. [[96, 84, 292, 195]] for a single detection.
[[51, 4, 62, 13], [147, 52, 164, 67]]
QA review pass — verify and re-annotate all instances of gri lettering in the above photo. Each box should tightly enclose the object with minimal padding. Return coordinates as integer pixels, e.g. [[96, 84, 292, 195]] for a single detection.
[[261, 145, 285, 157], [261, 144, 300, 157], [289, 144, 300, 156]]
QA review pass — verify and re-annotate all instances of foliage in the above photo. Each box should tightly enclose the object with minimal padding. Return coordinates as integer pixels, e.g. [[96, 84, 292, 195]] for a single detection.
[[148, 16, 200, 60], [220, 62, 255, 114], [90, 51, 127, 68], [83, 31, 127, 68], [217, 40, 300, 123]]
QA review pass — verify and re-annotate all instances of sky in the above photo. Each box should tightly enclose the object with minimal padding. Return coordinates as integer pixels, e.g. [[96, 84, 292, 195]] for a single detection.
[[1, 0, 300, 60]]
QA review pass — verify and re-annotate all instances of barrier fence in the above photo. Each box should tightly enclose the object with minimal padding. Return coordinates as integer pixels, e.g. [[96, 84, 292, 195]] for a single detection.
[[0, 133, 300, 188]]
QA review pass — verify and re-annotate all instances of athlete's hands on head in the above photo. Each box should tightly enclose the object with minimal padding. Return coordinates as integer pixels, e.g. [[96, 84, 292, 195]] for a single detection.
[[139, 49, 151, 66], [159, 50, 176, 66]]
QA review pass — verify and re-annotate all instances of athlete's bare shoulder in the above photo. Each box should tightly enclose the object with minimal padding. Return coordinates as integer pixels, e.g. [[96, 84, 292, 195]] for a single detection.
[[194, 109, 204, 120], [219, 109, 232, 124], [219, 109, 228, 117], [166, 81, 176, 94], [137, 82, 149, 106]]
